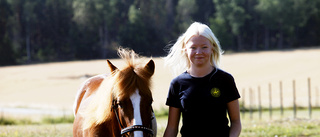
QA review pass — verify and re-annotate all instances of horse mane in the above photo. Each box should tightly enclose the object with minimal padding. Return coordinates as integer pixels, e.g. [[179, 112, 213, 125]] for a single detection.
[[82, 48, 153, 131]]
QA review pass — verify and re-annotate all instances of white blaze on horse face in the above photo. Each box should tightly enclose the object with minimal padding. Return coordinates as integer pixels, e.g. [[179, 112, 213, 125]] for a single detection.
[[130, 89, 143, 137]]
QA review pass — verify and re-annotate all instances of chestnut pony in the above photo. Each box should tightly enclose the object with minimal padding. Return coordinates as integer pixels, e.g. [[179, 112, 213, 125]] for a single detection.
[[73, 49, 157, 137]]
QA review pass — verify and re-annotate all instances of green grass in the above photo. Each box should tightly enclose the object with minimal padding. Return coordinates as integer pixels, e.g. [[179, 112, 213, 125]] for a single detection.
[[1, 118, 320, 137], [41, 115, 74, 124], [0, 124, 73, 137], [1, 109, 320, 137], [0, 116, 74, 137], [0, 115, 74, 125], [0, 117, 34, 125], [241, 119, 320, 137]]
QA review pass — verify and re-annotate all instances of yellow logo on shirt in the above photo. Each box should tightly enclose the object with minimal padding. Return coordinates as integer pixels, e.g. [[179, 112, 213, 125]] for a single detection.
[[211, 88, 221, 97]]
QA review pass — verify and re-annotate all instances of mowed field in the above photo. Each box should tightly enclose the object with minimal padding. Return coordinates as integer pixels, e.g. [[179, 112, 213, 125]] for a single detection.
[[0, 48, 320, 117]]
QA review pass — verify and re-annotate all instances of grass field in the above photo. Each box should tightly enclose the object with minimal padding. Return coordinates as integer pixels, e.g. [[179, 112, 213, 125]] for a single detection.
[[1, 48, 320, 136], [1, 111, 320, 137]]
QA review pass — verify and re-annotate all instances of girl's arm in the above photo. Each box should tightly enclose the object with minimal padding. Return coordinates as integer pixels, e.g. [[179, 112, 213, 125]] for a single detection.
[[227, 99, 242, 137], [163, 107, 181, 137]]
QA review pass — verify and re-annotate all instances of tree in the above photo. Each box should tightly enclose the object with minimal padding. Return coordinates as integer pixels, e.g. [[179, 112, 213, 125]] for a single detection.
[[213, 0, 249, 51], [298, 1, 320, 46], [193, 0, 215, 24], [245, 0, 260, 50], [176, 0, 198, 30], [256, 0, 316, 49], [72, 0, 137, 59], [0, 0, 319, 65], [209, 17, 234, 50], [119, 0, 167, 56], [26, 0, 75, 61], [0, 0, 15, 65]]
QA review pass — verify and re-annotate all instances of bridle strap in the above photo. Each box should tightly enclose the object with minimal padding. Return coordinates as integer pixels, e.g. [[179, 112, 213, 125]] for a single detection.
[[112, 99, 125, 129], [121, 125, 154, 135], [112, 99, 154, 136]]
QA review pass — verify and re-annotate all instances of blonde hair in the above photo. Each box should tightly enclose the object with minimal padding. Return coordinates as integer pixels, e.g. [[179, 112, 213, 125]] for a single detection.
[[164, 22, 223, 76]]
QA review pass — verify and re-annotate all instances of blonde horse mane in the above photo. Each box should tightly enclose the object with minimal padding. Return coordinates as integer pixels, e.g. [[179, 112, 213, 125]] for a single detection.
[[82, 48, 153, 131]]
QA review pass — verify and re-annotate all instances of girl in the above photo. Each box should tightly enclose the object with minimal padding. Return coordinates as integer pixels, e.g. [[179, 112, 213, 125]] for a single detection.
[[163, 22, 241, 137]]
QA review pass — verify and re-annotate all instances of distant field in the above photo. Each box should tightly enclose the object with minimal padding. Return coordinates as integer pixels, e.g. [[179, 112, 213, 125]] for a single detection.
[[0, 48, 320, 115], [1, 48, 320, 136]]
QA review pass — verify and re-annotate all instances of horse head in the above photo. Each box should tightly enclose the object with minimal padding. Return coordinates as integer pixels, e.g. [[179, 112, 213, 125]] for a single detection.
[[74, 48, 156, 137], [106, 51, 156, 137]]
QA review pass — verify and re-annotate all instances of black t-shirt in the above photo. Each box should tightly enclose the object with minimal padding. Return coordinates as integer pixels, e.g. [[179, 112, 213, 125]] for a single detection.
[[166, 68, 240, 137]]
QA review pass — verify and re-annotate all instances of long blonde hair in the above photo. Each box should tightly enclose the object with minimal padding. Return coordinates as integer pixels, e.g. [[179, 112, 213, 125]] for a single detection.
[[164, 22, 223, 76]]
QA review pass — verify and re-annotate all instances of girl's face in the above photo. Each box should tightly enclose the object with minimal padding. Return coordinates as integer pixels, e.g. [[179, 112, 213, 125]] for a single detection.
[[185, 35, 213, 68]]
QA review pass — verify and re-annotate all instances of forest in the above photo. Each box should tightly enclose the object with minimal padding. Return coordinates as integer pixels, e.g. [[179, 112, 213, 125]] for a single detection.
[[0, 0, 319, 65]]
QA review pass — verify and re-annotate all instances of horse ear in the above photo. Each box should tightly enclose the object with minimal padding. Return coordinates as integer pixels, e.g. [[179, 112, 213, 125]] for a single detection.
[[107, 60, 118, 73], [144, 59, 155, 77]]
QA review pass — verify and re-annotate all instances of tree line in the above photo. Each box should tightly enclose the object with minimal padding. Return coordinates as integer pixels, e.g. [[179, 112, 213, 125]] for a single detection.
[[0, 0, 319, 65]]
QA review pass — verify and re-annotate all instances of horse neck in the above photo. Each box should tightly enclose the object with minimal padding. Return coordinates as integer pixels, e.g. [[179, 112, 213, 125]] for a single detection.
[[109, 115, 122, 137], [89, 113, 121, 137]]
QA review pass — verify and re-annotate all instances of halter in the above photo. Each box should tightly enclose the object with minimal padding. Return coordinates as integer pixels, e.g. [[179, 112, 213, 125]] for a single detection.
[[112, 99, 154, 137]]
